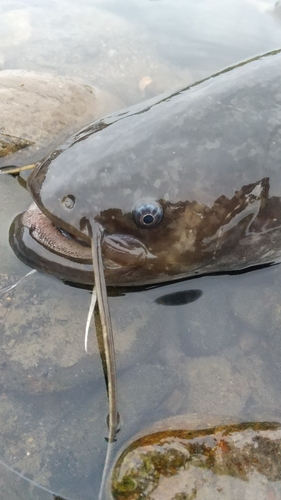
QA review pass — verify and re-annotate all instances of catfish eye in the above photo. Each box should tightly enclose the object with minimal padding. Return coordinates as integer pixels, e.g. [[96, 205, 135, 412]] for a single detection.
[[133, 200, 163, 228]]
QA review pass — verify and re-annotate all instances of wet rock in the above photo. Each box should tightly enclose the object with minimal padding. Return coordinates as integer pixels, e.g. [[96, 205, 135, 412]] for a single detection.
[[110, 419, 281, 500], [0, 70, 123, 168]]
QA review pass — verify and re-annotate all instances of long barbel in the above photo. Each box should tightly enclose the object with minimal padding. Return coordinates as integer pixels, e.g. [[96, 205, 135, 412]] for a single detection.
[[89, 221, 119, 443], [0, 162, 39, 175]]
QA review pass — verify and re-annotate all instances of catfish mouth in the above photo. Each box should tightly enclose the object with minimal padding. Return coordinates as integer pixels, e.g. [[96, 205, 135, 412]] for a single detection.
[[22, 203, 93, 263], [9, 203, 153, 286]]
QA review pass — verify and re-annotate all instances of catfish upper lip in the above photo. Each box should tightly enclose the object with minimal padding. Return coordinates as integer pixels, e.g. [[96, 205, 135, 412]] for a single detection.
[[21, 202, 153, 270], [22, 203, 93, 263]]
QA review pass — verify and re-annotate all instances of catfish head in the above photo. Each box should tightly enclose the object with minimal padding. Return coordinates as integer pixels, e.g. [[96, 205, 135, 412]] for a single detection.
[[8, 49, 281, 286]]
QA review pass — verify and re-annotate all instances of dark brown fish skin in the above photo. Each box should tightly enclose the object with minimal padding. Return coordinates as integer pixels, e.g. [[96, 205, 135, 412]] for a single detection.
[[9, 50, 281, 286], [10, 177, 281, 286]]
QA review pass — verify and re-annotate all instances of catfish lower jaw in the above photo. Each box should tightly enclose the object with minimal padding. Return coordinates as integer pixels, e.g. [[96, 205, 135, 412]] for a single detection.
[[9, 204, 153, 285]]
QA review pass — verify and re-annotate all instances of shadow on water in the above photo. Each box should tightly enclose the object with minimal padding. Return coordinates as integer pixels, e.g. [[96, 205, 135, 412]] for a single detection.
[[155, 288, 203, 306]]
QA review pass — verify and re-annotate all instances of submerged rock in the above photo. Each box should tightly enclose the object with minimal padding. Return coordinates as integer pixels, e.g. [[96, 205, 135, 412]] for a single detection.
[[0, 70, 123, 168], [0, 275, 163, 394]]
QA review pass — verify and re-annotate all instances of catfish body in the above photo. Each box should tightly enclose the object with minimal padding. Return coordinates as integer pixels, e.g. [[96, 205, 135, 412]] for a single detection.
[[9, 50, 281, 286]]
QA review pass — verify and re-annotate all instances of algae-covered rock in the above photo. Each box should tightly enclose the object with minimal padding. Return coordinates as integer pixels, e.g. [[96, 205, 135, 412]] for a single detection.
[[111, 418, 281, 500], [0, 133, 33, 158]]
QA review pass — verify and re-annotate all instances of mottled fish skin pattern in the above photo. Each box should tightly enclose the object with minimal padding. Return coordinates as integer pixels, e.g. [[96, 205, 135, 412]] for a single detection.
[[9, 50, 281, 286]]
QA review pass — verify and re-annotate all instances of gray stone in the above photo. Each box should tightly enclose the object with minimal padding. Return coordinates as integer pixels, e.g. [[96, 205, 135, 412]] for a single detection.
[[0, 70, 123, 168]]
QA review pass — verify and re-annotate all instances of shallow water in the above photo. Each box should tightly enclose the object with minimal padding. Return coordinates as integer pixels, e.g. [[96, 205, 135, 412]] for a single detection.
[[1, 0, 281, 498]]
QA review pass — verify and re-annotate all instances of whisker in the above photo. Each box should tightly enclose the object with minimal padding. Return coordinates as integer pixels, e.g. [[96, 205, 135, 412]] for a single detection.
[[0, 269, 37, 295], [0, 457, 56, 495], [0, 162, 39, 175], [98, 439, 117, 500], [87, 221, 120, 499], [89, 221, 119, 443], [84, 287, 97, 352]]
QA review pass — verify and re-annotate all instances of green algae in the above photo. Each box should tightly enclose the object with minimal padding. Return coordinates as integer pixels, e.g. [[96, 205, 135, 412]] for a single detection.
[[0, 133, 33, 158]]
